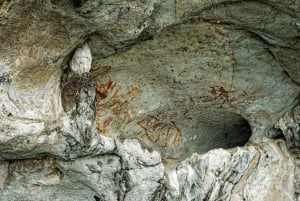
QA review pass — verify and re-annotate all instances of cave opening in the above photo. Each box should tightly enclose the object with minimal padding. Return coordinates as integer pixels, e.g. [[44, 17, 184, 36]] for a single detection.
[[191, 112, 252, 152], [164, 111, 252, 160]]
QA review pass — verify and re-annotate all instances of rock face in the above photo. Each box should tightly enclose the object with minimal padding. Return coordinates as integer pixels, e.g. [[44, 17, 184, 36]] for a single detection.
[[0, 0, 300, 200], [165, 140, 298, 201]]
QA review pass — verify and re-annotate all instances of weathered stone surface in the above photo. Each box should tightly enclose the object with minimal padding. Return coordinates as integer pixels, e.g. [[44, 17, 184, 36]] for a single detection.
[[276, 105, 300, 155], [0, 157, 98, 201], [276, 105, 300, 196], [0, 140, 164, 201], [90, 22, 299, 159], [70, 44, 92, 75], [0, 0, 300, 200], [1, 140, 298, 201], [164, 140, 298, 201]]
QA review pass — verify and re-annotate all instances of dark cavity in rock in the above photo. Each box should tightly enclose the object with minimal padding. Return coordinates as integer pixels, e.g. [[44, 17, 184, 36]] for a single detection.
[[0, 73, 11, 84], [177, 112, 252, 159], [71, 0, 84, 7]]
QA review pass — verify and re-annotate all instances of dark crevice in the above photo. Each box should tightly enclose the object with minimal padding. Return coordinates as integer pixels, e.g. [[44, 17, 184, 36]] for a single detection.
[[267, 127, 286, 140], [93, 195, 102, 201], [273, 132, 285, 140], [71, 0, 85, 8], [0, 73, 11, 84]]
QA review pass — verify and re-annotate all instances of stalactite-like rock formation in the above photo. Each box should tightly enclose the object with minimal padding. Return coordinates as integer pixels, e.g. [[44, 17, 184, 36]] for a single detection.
[[0, 0, 300, 200]]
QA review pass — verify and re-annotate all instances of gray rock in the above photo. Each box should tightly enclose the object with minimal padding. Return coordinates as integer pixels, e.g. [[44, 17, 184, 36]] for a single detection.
[[0, 0, 300, 200]]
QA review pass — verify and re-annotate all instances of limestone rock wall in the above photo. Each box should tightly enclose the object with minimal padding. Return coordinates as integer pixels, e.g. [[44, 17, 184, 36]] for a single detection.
[[0, 0, 300, 200]]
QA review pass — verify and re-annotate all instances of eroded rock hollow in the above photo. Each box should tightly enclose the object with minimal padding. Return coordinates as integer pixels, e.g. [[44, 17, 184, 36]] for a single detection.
[[0, 0, 300, 200]]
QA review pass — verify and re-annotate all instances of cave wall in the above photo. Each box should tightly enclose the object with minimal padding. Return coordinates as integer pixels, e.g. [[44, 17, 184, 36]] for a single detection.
[[0, 0, 300, 200]]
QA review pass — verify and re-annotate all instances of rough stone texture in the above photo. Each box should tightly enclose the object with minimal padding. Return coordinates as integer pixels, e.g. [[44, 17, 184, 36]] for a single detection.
[[1, 0, 300, 200], [90, 22, 299, 159], [164, 140, 298, 201], [70, 44, 92, 75], [276, 105, 300, 195], [276, 105, 300, 156]]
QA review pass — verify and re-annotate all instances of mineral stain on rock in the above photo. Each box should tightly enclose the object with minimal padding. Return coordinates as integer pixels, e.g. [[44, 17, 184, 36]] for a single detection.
[[0, 0, 300, 201]]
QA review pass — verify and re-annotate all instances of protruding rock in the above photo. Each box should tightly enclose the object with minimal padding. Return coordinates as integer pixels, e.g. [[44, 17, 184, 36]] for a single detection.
[[70, 44, 92, 75]]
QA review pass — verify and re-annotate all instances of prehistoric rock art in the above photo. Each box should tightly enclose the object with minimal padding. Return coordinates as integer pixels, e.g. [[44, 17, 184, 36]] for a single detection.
[[0, 0, 300, 200]]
